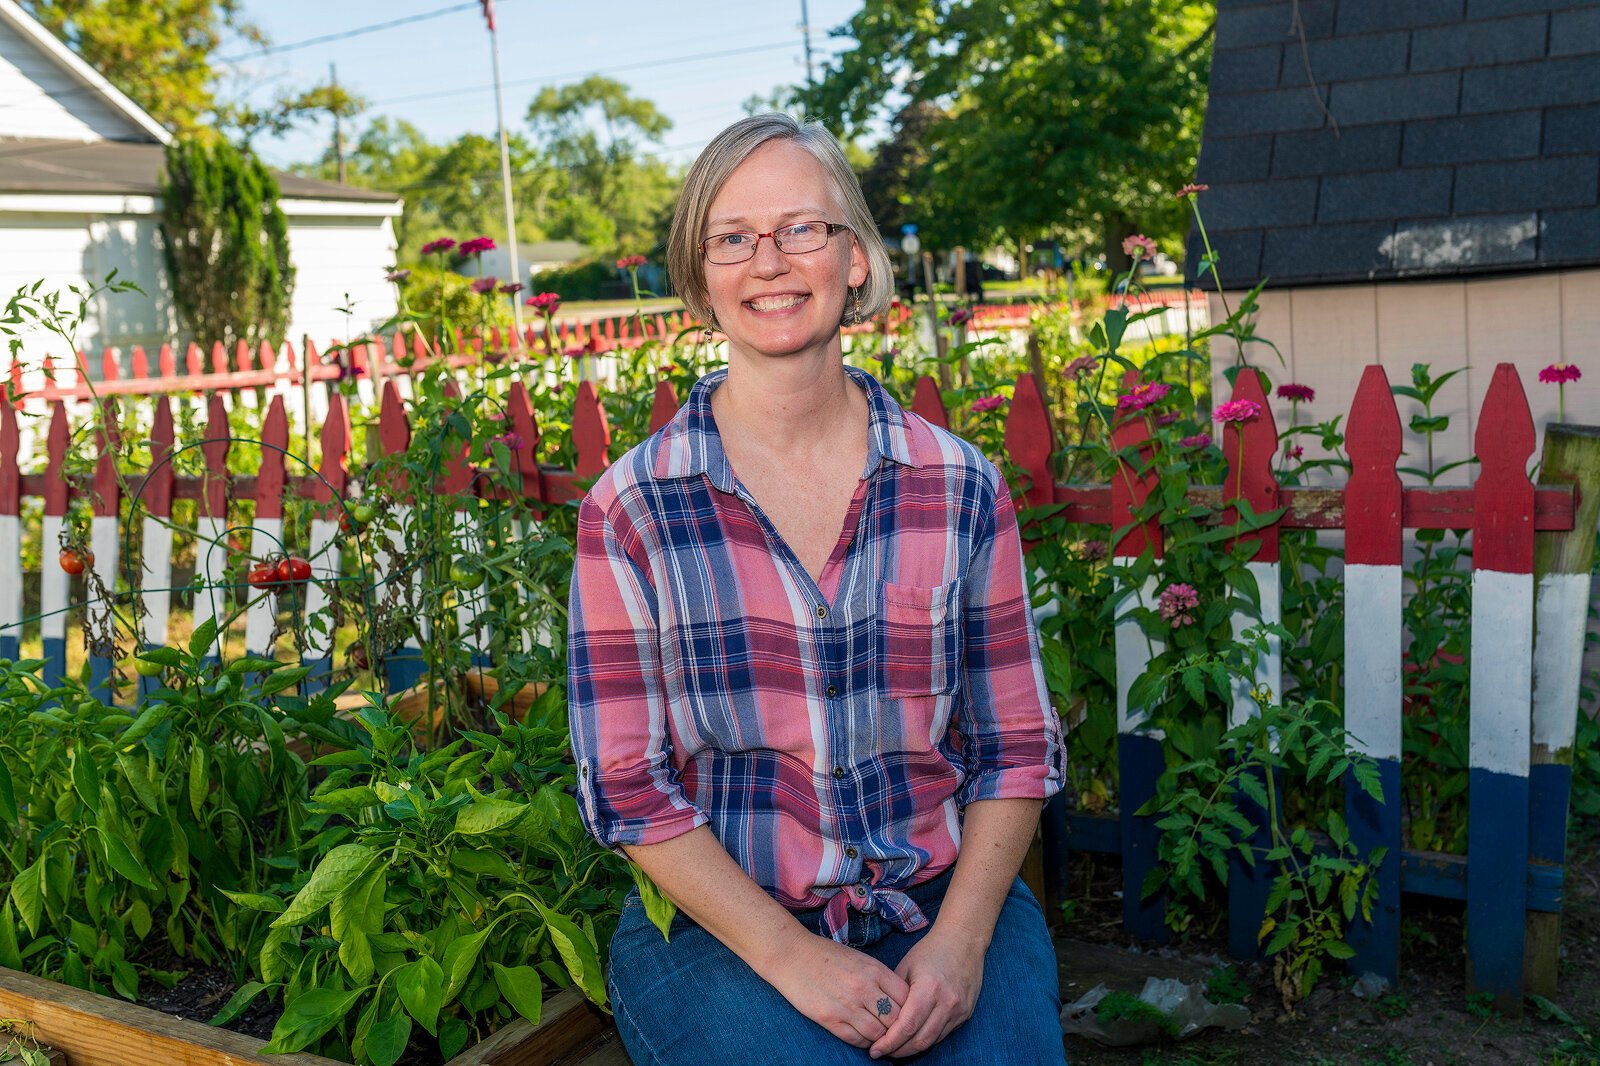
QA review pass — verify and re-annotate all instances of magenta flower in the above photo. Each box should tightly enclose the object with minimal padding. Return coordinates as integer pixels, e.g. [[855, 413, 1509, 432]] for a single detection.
[[499, 282, 525, 296], [617, 254, 648, 270], [1122, 234, 1157, 258], [421, 237, 457, 255], [459, 236, 497, 257], [1286, 445, 1305, 460], [971, 394, 1006, 413], [526, 292, 562, 314], [1065, 354, 1100, 378], [385, 268, 411, 283], [949, 306, 974, 326], [1117, 381, 1172, 412], [1540, 363, 1582, 384], [489, 431, 525, 451], [1176, 183, 1210, 200], [1277, 383, 1315, 403], [471, 277, 498, 294], [1179, 433, 1212, 449], [1215, 399, 1262, 424], [1158, 582, 1200, 628], [1154, 410, 1182, 426], [1082, 539, 1108, 561]]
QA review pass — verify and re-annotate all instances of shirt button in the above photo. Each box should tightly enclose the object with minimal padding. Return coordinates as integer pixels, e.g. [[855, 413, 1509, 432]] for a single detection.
[[854, 885, 867, 898], [825, 684, 838, 698], [845, 846, 858, 859], [815, 604, 828, 619], [831, 766, 845, 779]]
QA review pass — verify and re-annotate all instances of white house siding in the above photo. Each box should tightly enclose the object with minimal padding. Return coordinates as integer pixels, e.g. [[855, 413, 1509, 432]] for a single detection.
[[0, 18, 142, 141], [1208, 269, 1600, 480], [281, 211, 401, 346]]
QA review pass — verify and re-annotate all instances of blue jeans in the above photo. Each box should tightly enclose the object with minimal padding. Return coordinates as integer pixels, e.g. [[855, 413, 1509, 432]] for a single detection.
[[606, 870, 1067, 1065]]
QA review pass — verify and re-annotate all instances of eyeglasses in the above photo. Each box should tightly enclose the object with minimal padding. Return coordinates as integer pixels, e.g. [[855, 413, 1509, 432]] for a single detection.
[[699, 221, 851, 264]]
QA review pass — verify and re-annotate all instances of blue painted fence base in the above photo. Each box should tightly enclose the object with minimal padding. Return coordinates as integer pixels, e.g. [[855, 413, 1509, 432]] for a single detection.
[[1228, 764, 1277, 961], [42, 636, 65, 689], [1467, 766, 1529, 1010], [1346, 758, 1402, 984], [0, 636, 18, 663], [1118, 731, 1168, 942], [1529, 762, 1573, 868], [89, 653, 113, 705]]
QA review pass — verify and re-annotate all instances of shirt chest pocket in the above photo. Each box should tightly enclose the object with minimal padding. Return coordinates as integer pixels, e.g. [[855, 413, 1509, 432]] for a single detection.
[[877, 581, 962, 698]]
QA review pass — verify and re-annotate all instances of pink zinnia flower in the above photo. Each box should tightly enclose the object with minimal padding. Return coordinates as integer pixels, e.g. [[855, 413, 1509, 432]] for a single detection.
[[1540, 362, 1582, 384], [489, 432, 525, 451], [1082, 539, 1108, 561], [471, 277, 498, 294], [526, 292, 562, 313], [1176, 183, 1210, 200], [1215, 399, 1262, 424], [420, 238, 456, 255], [1117, 381, 1172, 412], [949, 307, 974, 326], [1065, 355, 1100, 378], [459, 236, 496, 257], [616, 254, 648, 270], [1154, 410, 1182, 426], [499, 282, 524, 296], [1158, 582, 1200, 627], [1277, 383, 1315, 403], [971, 394, 1006, 413], [1122, 234, 1157, 258], [1286, 445, 1305, 460], [1179, 433, 1212, 449]]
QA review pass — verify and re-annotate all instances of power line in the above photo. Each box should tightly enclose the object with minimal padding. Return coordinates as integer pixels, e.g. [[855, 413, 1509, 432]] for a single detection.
[[215, 2, 491, 64]]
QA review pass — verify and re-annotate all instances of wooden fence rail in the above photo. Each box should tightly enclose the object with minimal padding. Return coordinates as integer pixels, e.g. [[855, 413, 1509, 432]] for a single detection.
[[1, 347, 1582, 1009]]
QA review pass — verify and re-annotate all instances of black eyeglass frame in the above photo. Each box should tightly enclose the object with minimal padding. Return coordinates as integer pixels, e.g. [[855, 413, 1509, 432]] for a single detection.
[[698, 221, 852, 263]]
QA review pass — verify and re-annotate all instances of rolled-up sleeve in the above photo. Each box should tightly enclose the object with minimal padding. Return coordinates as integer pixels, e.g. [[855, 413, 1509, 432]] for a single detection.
[[953, 477, 1066, 806], [568, 492, 709, 849]]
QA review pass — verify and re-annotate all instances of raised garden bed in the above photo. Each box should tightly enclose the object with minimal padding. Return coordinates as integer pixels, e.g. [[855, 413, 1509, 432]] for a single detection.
[[0, 967, 614, 1066]]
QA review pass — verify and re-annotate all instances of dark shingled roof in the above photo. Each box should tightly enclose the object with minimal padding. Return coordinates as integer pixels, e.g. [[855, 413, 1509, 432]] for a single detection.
[[1188, 0, 1600, 289], [0, 138, 398, 203]]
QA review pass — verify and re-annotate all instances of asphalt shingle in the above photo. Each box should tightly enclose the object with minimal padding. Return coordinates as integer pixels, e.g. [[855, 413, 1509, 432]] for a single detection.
[[1329, 72, 1464, 124], [1319, 168, 1455, 222], [1453, 156, 1600, 212], [1272, 124, 1403, 176], [1410, 15, 1550, 71], [1403, 112, 1544, 166], [1279, 31, 1410, 86]]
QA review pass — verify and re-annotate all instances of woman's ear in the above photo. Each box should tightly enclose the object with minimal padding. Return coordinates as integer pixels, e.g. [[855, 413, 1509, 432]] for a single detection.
[[847, 234, 870, 290]]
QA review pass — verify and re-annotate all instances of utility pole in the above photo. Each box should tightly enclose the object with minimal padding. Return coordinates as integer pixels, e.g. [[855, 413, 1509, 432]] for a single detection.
[[799, 0, 815, 88], [482, 1, 524, 330], [330, 62, 346, 184]]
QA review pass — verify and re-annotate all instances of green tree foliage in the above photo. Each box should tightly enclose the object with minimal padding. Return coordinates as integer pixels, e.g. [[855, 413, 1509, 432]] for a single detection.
[[158, 135, 294, 347], [19, 0, 264, 132], [799, 0, 1215, 259], [525, 76, 678, 255]]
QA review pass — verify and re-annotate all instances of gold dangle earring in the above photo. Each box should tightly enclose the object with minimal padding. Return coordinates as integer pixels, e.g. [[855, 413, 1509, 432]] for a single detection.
[[844, 287, 863, 326], [703, 310, 718, 340]]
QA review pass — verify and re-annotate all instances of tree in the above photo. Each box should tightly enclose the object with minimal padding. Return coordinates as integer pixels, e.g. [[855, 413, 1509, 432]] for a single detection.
[[158, 136, 293, 348], [798, 0, 1215, 263], [525, 76, 678, 255], [19, 0, 264, 132]]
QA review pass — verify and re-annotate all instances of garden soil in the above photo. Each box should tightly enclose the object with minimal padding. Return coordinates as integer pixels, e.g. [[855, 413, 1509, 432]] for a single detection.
[[1054, 821, 1600, 1065]]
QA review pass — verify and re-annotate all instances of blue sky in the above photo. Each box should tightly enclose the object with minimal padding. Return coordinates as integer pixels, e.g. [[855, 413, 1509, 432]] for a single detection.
[[226, 0, 866, 171]]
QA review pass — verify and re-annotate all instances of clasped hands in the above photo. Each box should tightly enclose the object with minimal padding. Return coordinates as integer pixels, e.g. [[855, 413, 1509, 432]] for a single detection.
[[767, 922, 986, 1060]]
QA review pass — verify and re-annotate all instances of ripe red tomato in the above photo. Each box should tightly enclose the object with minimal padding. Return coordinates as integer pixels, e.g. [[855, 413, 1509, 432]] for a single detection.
[[247, 563, 279, 590], [59, 549, 92, 575], [277, 557, 313, 585]]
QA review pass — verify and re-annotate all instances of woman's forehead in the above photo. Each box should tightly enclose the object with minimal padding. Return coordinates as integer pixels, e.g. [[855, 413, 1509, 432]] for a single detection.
[[706, 142, 841, 228]]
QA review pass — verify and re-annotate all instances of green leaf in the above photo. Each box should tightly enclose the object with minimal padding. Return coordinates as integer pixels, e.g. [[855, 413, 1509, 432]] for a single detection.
[[8, 859, 41, 937], [491, 962, 543, 1026], [394, 956, 445, 1035], [538, 904, 605, 1004], [630, 863, 678, 942], [71, 745, 102, 815], [261, 667, 311, 697], [188, 744, 207, 820], [312, 786, 381, 809], [0, 759, 15, 823], [439, 1017, 469, 1060], [330, 864, 385, 984], [441, 926, 492, 1002], [119, 702, 171, 748], [97, 828, 157, 889], [262, 986, 369, 1054], [219, 889, 286, 913], [115, 750, 162, 814], [1324, 940, 1357, 960], [366, 1010, 411, 1066], [209, 980, 273, 1026], [454, 796, 528, 835], [273, 844, 378, 927], [188, 617, 219, 659]]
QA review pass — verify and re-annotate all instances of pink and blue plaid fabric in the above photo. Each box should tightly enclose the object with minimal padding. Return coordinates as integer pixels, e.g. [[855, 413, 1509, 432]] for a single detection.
[[568, 366, 1064, 941]]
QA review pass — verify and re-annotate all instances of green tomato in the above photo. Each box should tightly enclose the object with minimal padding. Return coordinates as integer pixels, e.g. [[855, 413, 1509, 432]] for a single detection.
[[132, 655, 164, 678], [352, 502, 378, 526], [449, 561, 486, 590]]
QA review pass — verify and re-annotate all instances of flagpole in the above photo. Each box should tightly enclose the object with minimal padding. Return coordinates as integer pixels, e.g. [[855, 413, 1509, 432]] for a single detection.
[[486, 5, 523, 331]]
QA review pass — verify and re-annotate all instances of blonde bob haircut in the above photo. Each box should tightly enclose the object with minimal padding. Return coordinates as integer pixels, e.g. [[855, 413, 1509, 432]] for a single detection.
[[667, 113, 895, 328]]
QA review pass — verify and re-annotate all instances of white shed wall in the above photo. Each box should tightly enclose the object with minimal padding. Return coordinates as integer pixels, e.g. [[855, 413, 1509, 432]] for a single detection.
[[0, 17, 142, 141]]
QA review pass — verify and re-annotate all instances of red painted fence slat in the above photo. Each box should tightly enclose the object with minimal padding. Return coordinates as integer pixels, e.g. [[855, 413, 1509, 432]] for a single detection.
[[912, 376, 949, 430], [1224, 368, 1281, 563]]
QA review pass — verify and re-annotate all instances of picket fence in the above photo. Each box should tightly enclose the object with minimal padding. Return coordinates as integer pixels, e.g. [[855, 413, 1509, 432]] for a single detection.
[[0, 349, 1585, 1010]]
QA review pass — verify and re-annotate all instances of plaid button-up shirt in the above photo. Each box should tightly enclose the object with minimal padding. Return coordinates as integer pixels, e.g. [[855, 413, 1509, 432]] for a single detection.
[[568, 366, 1064, 941]]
